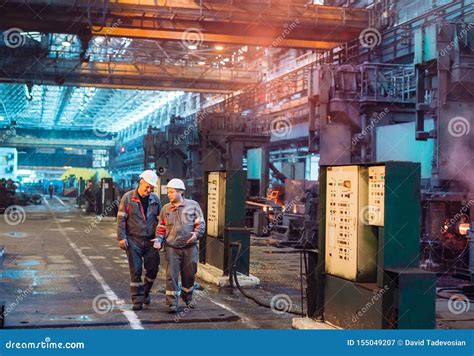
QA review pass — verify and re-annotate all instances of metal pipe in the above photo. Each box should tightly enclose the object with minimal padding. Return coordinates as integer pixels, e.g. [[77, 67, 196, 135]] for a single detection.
[[245, 201, 272, 208], [360, 113, 367, 162]]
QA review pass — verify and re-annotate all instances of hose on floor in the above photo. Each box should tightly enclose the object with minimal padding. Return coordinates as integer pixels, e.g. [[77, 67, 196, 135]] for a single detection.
[[229, 241, 304, 316], [436, 286, 474, 302]]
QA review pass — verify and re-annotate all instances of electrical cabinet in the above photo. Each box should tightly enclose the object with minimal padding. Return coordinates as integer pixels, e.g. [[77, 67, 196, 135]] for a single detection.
[[317, 161, 434, 329], [101, 178, 115, 217], [368, 165, 385, 226], [325, 165, 377, 282], [207, 172, 226, 238], [202, 170, 250, 275]]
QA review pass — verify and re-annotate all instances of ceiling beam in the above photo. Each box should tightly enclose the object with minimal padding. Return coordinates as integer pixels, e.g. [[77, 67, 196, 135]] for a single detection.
[[0, 1, 370, 49], [93, 27, 343, 49], [53, 87, 74, 125], [0, 135, 115, 149], [0, 57, 259, 92]]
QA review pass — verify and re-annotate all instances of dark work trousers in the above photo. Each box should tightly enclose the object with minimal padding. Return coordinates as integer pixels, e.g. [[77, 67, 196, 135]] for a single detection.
[[125, 238, 160, 304], [165, 244, 198, 306]]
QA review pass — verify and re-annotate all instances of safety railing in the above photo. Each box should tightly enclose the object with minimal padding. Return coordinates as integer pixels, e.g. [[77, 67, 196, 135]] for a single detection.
[[359, 63, 416, 103]]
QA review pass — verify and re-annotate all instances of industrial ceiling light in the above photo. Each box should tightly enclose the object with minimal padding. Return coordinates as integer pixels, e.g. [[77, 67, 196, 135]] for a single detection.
[[187, 44, 198, 50], [61, 34, 72, 47], [24, 82, 33, 101], [215, 45, 224, 51], [198, 61, 206, 65], [0, 116, 4, 121]]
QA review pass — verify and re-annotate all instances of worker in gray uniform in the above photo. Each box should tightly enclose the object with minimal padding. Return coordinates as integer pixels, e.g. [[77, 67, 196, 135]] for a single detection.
[[154, 178, 205, 313], [117, 170, 161, 310]]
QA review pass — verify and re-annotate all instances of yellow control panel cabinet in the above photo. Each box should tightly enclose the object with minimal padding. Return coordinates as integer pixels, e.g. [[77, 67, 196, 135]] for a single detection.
[[324, 165, 377, 282], [368, 166, 385, 227]]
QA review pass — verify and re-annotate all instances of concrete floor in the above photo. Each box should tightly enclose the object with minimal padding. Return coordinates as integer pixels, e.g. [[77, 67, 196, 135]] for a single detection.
[[0, 196, 472, 329], [0, 196, 298, 330]]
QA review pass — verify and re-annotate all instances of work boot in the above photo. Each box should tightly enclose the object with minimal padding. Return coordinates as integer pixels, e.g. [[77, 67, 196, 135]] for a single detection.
[[168, 305, 177, 313], [185, 301, 195, 309], [144, 295, 151, 305], [132, 302, 143, 311]]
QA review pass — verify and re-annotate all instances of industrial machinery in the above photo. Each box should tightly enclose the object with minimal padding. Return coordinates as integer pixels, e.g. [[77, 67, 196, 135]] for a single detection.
[[0, 147, 17, 180], [277, 179, 316, 244], [314, 161, 436, 329], [302, 4, 473, 280], [143, 112, 269, 277], [0, 147, 19, 212], [144, 112, 271, 205], [201, 170, 250, 277], [144, 116, 201, 201], [115, 0, 472, 319], [413, 21, 474, 279], [199, 114, 270, 196], [98, 177, 117, 217], [76, 177, 86, 207]]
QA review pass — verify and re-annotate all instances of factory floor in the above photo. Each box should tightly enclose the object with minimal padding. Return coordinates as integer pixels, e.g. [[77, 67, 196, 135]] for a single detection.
[[0, 196, 300, 330], [0, 196, 472, 330]]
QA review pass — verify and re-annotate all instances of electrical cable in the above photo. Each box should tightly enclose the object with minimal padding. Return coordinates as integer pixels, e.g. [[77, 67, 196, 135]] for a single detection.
[[436, 286, 474, 302], [229, 241, 304, 316], [300, 248, 304, 317]]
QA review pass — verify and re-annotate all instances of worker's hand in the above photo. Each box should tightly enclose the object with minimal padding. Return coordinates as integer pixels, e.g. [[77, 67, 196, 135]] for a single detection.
[[118, 239, 128, 250], [151, 238, 162, 251], [186, 232, 197, 245]]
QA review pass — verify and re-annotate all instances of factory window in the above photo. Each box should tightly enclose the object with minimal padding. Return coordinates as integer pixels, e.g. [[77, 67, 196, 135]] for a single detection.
[[92, 149, 109, 168], [64, 148, 87, 155], [308, 155, 320, 181]]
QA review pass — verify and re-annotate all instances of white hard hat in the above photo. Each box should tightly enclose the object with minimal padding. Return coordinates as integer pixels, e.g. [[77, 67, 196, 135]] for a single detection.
[[166, 178, 186, 191], [139, 170, 158, 187]]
